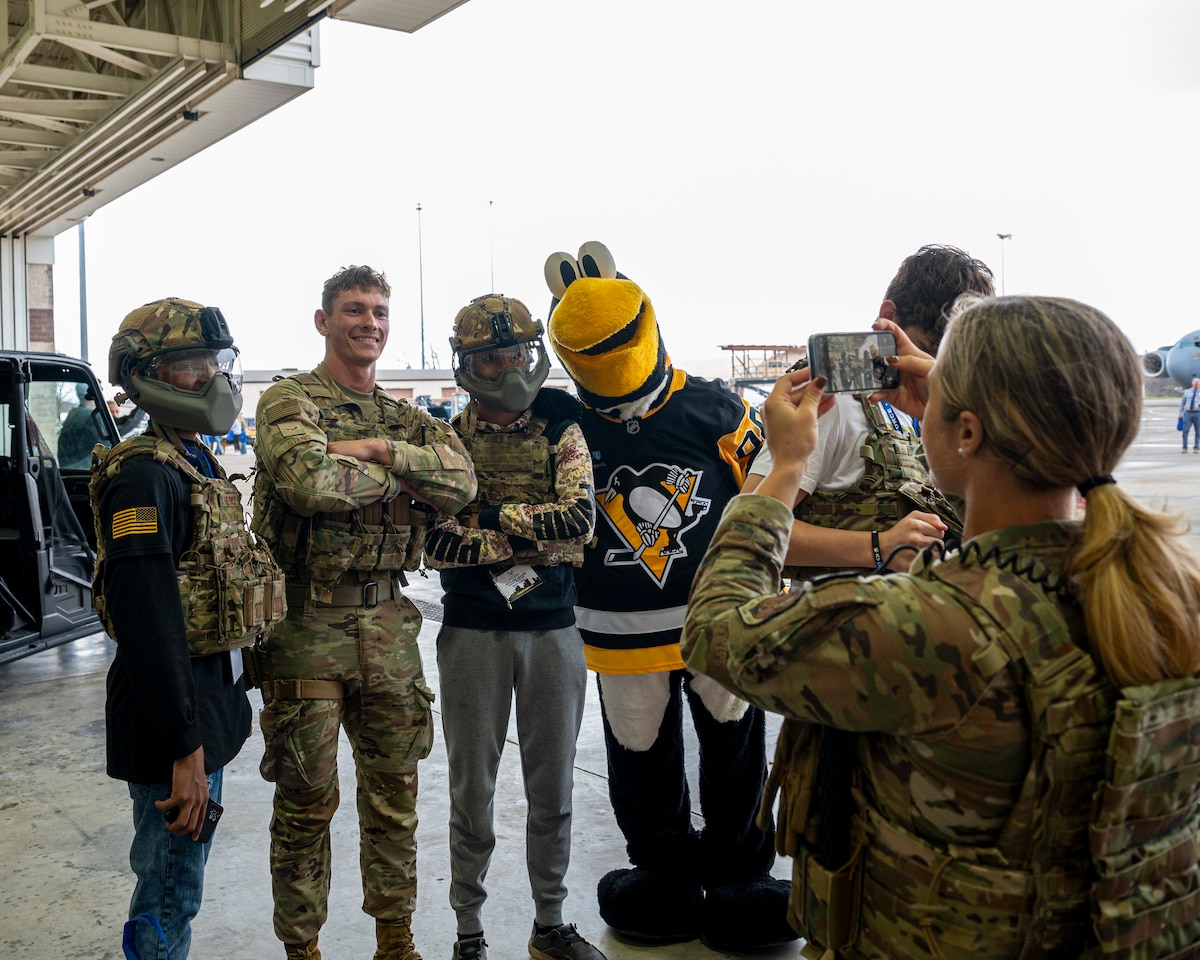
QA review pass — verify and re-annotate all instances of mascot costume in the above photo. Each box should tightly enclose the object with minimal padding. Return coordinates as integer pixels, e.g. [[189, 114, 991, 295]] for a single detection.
[[544, 242, 795, 950]]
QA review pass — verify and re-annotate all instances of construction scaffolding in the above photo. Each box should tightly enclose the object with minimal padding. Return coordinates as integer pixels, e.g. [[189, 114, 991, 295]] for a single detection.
[[720, 344, 806, 396]]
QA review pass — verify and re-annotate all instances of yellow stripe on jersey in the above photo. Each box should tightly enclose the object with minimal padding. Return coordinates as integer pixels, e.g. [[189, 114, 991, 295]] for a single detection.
[[584, 641, 686, 675], [112, 505, 158, 539]]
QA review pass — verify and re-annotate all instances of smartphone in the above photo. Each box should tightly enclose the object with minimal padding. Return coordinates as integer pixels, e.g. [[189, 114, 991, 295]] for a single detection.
[[197, 798, 223, 843], [807, 331, 900, 394], [165, 797, 224, 843]]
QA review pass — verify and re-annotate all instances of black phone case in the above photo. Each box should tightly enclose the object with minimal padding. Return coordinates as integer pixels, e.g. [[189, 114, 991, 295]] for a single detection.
[[197, 798, 223, 843]]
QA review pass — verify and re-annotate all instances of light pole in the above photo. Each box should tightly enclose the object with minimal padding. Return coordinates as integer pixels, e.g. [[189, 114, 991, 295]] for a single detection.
[[417, 203, 425, 370], [77, 219, 88, 362], [488, 200, 494, 293], [996, 233, 1012, 295]]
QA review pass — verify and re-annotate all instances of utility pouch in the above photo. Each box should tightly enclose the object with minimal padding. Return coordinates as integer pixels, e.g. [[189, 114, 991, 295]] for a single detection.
[[403, 500, 436, 572], [242, 638, 270, 691], [763, 719, 820, 854], [794, 842, 864, 953]]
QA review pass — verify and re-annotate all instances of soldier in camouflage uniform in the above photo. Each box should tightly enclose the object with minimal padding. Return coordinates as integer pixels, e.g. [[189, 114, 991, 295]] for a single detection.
[[95, 299, 278, 960], [251, 266, 477, 960], [424, 294, 604, 960], [743, 246, 994, 886], [683, 296, 1200, 959]]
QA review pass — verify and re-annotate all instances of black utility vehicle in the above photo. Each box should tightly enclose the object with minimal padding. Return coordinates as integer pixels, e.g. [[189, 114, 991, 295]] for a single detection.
[[0, 351, 143, 665]]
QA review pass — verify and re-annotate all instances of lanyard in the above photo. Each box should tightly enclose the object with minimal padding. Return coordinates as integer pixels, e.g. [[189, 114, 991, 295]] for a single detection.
[[879, 401, 912, 436]]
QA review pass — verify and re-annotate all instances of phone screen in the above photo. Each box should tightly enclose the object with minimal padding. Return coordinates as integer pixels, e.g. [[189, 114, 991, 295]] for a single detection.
[[807, 331, 900, 394]]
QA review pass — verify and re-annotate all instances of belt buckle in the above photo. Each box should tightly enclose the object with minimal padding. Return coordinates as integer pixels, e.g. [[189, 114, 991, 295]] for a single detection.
[[363, 581, 379, 609]]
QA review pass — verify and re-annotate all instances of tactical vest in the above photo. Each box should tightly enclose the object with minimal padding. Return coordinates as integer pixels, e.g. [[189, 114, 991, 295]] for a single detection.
[[768, 551, 1200, 960], [250, 370, 432, 593], [452, 404, 583, 568], [90, 435, 286, 657], [783, 394, 962, 582]]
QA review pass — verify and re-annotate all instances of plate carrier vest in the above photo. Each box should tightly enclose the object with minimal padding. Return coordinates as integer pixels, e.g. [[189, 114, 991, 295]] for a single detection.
[[90, 435, 285, 657], [451, 402, 583, 568], [250, 370, 433, 605], [784, 393, 962, 583]]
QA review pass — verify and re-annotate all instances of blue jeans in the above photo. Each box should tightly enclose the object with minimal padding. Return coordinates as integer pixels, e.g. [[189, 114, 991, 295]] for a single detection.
[[127, 769, 223, 960]]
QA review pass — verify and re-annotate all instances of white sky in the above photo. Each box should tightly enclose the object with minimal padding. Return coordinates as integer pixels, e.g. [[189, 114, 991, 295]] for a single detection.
[[49, 0, 1200, 382]]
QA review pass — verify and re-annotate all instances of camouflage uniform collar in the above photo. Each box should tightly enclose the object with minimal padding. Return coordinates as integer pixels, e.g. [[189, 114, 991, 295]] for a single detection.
[[475, 408, 532, 434], [929, 520, 1083, 600], [457, 400, 533, 437], [311, 361, 382, 406]]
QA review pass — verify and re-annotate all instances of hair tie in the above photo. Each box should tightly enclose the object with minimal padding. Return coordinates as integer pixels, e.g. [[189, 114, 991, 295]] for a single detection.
[[1077, 474, 1115, 498]]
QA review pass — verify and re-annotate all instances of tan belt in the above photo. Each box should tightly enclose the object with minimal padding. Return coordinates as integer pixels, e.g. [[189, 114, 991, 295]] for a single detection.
[[261, 678, 345, 701], [285, 579, 395, 609]]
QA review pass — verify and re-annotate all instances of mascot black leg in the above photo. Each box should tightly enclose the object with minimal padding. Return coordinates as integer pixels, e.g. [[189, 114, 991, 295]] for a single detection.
[[685, 676, 798, 950], [596, 670, 703, 943]]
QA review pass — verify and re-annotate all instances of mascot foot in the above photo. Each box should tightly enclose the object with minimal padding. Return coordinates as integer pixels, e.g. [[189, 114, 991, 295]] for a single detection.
[[702, 877, 798, 951], [597, 868, 703, 944]]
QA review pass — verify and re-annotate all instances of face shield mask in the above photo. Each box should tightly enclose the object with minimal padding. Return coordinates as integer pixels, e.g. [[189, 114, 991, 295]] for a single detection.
[[131, 346, 243, 435], [458, 340, 550, 413]]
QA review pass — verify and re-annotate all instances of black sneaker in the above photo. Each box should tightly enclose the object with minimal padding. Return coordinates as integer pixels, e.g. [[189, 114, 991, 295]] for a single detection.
[[527, 923, 607, 960], [452, 936, 487, 960]]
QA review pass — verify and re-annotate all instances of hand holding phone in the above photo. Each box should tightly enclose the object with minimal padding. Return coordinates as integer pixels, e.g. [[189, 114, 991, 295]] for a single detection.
[[165, 797, 223, 843], [807, 331, 900, 394]]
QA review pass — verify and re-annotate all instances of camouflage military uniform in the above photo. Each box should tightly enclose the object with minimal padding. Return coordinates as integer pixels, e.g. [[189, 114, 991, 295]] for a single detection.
[[683, 494, 1116, 959], [252, 361, 476, 946]]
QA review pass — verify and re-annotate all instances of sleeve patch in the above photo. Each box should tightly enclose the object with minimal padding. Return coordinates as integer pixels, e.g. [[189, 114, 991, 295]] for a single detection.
[[112, 505, 158, 539], [262, 396, 303, 424]]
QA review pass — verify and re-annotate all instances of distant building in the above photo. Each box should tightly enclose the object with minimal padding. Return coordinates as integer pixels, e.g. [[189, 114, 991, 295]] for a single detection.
[[241, 366, 578, 422]]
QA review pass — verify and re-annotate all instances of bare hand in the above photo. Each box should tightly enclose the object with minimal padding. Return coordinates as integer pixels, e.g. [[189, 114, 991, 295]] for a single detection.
[[155, 745, 208, 841], [867, 317, 934, 419], [761, 369, 835, 474], [752, 371, 835, 510], [879, 511, 948, 571]]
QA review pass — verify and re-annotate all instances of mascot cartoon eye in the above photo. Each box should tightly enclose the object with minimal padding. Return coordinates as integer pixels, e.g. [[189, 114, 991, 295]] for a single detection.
[[544, 241, 620, 301], [577, 241, 617, 279], [544, 252, 580, 301]]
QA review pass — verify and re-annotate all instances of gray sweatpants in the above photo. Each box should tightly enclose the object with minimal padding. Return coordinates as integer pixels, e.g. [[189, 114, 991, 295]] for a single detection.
[[436, 624, 587, 934]]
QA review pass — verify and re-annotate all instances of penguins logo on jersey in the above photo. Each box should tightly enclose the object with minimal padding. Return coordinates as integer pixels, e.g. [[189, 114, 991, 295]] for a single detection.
[[597, 462, 711, 586]]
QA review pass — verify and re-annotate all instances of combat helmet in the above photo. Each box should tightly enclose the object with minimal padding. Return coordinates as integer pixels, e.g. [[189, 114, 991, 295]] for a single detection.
[[109, 297, 242, 435], [450, 294, 549, 413]]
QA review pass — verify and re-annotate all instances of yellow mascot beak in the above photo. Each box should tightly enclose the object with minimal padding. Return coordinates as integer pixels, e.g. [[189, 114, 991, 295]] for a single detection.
[[548, 277, 666, 405]]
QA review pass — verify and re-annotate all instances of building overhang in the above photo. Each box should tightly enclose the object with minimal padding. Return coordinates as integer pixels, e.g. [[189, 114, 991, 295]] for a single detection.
[[0, 0, 469, 241]]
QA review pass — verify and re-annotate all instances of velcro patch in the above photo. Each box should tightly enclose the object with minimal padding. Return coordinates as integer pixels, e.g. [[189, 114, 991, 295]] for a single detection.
[[802, 578, 882, 611], [112, 506, 158, 539], [262, 397, 303, 424]]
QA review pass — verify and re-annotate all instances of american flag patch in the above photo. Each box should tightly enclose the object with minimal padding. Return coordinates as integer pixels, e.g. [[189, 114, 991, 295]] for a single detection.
[[112, 506, 158, 539]]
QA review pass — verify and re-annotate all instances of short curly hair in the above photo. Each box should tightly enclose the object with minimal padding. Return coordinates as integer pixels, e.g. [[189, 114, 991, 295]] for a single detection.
[[321, 265, 391, 314], [884, 245, 994, 354]]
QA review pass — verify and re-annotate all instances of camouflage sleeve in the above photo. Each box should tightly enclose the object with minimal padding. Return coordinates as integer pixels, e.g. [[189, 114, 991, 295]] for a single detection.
[[683, 494, 987, 737], [255, 380, 401, 517], [384, 408, 477, 515], [496, 422, 596, 544], [423, 517, 512, 569]]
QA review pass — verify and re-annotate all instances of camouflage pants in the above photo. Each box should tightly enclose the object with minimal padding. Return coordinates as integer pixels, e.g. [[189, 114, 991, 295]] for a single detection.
[[258, 592, 435, 945]]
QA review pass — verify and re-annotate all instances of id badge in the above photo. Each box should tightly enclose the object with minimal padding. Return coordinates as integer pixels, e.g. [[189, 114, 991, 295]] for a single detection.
[[490, 563, 543, 607]]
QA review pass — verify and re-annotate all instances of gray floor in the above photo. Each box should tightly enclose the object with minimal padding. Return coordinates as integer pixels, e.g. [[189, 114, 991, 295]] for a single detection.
[[2, 397, 1197, 960]]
